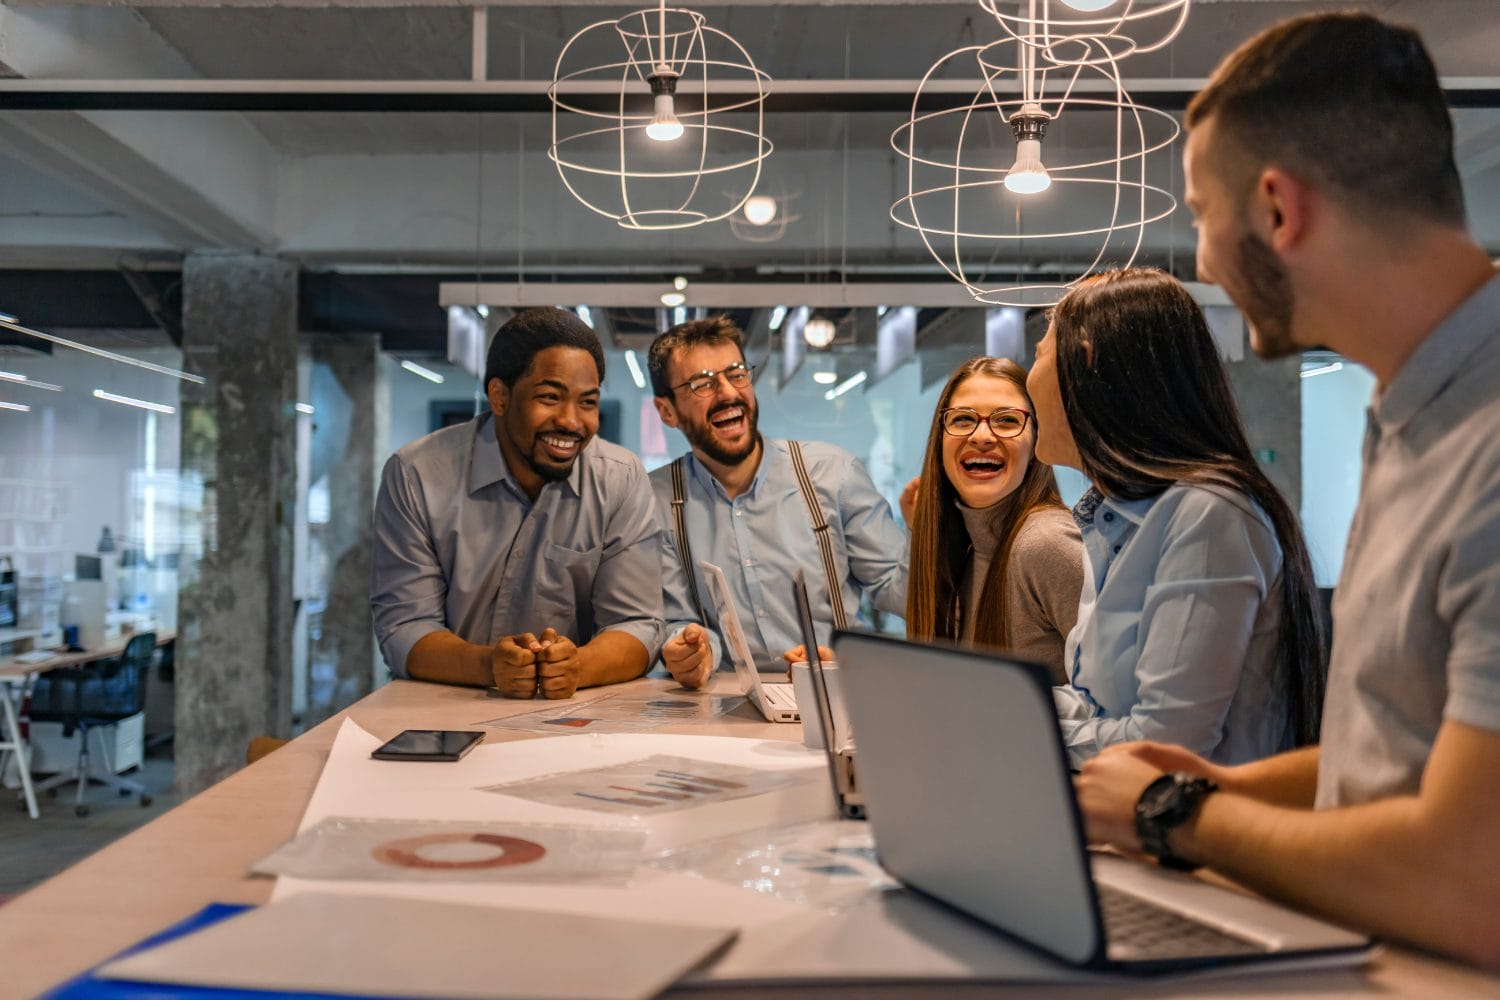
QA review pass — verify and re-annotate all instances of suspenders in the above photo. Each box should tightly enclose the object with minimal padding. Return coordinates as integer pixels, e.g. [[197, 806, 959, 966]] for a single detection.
[[669, 440, 849, 633]]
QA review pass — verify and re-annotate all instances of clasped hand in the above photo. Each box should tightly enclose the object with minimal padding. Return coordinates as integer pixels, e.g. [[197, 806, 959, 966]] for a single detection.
[[491, 627, 582, 699]]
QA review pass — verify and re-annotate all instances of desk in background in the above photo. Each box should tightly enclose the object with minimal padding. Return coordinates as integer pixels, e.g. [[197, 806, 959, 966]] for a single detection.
[[0, 629, 175, 818], [0, 675, 1495, 998]]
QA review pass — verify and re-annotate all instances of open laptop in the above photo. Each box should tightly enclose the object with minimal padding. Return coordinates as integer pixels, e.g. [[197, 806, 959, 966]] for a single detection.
[[792, 572, 864, 820], [832, 631, 1374, 973], [699, 561, 799, 723]]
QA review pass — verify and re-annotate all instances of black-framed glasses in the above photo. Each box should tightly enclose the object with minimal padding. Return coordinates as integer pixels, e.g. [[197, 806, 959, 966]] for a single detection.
[[673, 362, 755, 398], [940, 406, 1031, 438]]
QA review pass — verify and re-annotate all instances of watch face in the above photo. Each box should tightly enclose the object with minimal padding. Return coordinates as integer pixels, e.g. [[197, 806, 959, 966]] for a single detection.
[[1139, 775, 1182, 819]]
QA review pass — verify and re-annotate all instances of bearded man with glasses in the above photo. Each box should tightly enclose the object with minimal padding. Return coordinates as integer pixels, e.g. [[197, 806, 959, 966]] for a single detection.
[[647, 316, 908, 687]]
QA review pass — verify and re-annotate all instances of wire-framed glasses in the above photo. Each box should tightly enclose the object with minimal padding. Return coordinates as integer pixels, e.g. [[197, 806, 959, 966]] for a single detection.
[[940, 406, 1031, 438], [673, 361, 755, 398]]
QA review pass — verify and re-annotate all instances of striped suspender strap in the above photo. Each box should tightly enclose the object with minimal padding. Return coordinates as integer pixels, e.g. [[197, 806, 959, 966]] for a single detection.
[[669, 457, 707, 624], [787, 440, 850, 632]]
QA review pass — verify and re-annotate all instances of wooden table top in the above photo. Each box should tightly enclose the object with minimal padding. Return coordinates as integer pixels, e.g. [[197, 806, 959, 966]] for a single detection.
[[0, 674, 1495, 999], [0, 629, 176, 680]]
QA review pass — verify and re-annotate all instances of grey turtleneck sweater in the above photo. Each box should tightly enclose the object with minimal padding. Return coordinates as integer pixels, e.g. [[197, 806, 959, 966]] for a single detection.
[[957, 497, 1084, 685]]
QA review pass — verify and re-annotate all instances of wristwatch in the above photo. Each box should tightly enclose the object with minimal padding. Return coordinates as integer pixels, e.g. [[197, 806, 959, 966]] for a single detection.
[[1134, 772, 1217, 871]]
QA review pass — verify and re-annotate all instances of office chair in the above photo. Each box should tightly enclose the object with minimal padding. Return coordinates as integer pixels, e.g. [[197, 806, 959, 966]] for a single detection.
[[27, 632, 156, 817]]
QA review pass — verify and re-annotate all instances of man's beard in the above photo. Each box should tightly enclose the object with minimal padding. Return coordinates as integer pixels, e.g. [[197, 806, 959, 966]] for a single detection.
[[1235, 230, 1299, 360], [683, 398, 760, 466]]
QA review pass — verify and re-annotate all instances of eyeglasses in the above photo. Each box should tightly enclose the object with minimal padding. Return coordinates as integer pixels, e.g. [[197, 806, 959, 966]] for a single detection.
[[672, 362, 755, 398], [940, 406, 1031, 438]]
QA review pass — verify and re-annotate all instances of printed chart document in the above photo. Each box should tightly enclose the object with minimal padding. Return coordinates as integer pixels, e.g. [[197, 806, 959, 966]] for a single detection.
[[99, 891, 736, 1000]]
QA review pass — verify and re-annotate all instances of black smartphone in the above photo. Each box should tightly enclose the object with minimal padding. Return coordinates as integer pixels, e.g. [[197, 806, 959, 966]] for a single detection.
[[370, 729, 484, 762]]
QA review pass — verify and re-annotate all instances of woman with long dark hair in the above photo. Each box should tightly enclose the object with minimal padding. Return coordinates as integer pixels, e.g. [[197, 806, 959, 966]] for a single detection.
[[1027, 268, 1325, 765], [904, 357, 1083, 682]]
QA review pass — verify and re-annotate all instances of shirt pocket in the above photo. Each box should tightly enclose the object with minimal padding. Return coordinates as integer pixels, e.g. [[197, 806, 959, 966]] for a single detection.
[[541, 541, 602, 598]]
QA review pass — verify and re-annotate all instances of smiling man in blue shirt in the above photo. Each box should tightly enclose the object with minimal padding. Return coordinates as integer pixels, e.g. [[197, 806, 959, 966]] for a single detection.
[[372, 307, 663, 698], [646, 316, 908, 687]]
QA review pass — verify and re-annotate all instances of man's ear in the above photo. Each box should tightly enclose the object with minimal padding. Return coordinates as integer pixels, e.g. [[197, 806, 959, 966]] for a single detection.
[[652, 394, 680, 429], [486, 377, 508, 418], [1254, 166, 1311, 254]]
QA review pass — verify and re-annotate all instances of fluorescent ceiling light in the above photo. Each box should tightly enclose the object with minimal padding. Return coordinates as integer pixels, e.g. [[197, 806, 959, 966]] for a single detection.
[[1300, 362, 1344, 379], [401, 360, 446, 384], [0, 317, 204, 384], [93, 389, 175, 414], [623, 350, 647, 390], [0, 401, 31, 413], [575, 305, 594, 328], [823, 370, 867, 401], [660, 291, 686, 308], [768, 305, 788, 331], [812, 371, 839, 385], [295, 402, 315, 415], [673, 275, 689, 291], [0, 371, 62, 392], [476, 304, 490, 318]]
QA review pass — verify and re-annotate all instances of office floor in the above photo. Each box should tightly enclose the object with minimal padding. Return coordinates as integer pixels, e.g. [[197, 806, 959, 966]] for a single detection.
[[0, 746, 182, 901]]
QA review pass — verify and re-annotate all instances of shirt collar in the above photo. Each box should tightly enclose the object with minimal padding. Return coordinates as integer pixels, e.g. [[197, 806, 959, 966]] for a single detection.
[[1071, 485, 1154, 530], [468, 412, 584, 498], [687, 435, 772, 502], [1372, 268, 1500, 435]]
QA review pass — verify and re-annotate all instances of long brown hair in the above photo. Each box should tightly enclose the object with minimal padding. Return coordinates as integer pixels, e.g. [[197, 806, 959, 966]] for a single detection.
[[1050, 267, 1325, 746], [907, 357, 1065, 649]]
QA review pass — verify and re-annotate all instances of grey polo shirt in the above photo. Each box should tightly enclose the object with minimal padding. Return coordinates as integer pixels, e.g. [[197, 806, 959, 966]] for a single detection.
[[371, 413, 664, 678], [1317, 269, 1500, 809]]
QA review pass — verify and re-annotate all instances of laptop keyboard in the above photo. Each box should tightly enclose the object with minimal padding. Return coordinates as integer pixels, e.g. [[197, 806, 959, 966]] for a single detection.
[[1098, 885, 1265, 961], [762, 683, 797, 710]]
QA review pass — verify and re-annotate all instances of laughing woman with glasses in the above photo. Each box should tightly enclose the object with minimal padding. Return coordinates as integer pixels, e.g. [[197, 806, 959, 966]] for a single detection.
[[902, 357, 1084, 682], [1027, 268, 1325, 767]]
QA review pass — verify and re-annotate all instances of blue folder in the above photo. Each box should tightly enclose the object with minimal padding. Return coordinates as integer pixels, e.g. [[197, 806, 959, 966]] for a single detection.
[[45, 903, 403, 1000]]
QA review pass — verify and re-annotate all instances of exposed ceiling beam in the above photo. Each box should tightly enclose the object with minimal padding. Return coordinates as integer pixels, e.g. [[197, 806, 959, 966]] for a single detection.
[[1, 76, 1496, 113]]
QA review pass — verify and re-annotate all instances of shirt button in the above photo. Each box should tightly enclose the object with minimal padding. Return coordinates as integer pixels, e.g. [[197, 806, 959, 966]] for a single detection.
[[1103, 512, 1114, 523], [757, 609, 767, 617], [1113, 545, 1122, 554], [734, 510, 743, 517], [743, 558, 752, 566]]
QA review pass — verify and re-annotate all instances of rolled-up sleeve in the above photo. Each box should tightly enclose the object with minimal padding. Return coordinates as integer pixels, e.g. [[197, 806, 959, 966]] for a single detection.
[[1056, 491, 1278, 766], [838, 457, 910, 618], [592, 460, 666, 660], [371, 454, 449, 679]]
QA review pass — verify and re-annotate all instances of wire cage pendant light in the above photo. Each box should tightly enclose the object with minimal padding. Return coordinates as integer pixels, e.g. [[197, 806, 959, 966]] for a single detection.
[[549, 1, 774, 231], [891, 0, 1187, 306]]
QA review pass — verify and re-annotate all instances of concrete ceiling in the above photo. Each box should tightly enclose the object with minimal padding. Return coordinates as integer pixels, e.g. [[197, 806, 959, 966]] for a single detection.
[[0, 0, 1497, 314]]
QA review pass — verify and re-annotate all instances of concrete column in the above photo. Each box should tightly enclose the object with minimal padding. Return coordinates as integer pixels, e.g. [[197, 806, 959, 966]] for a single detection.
[[303, 333, 383, 727], [176, 252, 298, 793]]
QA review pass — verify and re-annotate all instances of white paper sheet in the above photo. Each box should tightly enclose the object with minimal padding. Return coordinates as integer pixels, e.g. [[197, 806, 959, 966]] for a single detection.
[[101, 891, 737, 1000]]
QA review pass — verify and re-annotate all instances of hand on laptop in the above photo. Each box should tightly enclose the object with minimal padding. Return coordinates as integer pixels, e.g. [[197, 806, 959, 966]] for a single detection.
[[663, 623, 715, 690], [492, 635, 540, 698], [781, 644, 837, 680], [1074, 742, 1229, 856], [533, 628, 583, 700]]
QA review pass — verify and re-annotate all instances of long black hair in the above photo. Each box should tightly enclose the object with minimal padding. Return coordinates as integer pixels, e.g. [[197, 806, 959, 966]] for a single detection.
[[1051, 267, 1325, 746]]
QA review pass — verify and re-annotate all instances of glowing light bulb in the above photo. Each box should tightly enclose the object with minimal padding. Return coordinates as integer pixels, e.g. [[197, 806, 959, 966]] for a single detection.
[[646, 72, 684, 141], [803, 316, 836, 349], [1005, 103, 1052, 195], [660, 290, 686, 307], [743, 195, 778, 226], [1004, 139, 1052, 194], [1059, 0, 1119, 10]]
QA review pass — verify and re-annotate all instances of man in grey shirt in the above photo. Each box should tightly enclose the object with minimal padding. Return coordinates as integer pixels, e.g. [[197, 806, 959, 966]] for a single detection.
[[1072, 14, 1500, 967], [372, 307, 663, 698]]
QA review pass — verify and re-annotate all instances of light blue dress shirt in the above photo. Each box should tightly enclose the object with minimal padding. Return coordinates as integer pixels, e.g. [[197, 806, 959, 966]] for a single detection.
[[650, 439, 909, 673], [371, 414, 664, 678], [1054, 482, 1290, 766]]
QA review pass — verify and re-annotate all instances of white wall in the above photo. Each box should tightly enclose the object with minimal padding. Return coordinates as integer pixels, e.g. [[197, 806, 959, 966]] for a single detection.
[[1300, 359, 1376, 587], [0, 345, 185, 582]]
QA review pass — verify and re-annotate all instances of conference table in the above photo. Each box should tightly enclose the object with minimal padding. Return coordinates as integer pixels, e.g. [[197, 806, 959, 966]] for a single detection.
[[0, 675, 1495, 999]]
